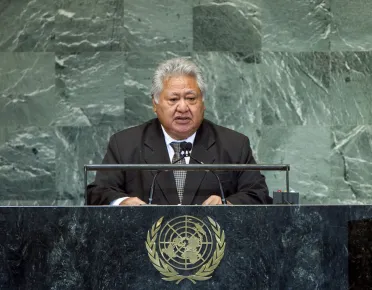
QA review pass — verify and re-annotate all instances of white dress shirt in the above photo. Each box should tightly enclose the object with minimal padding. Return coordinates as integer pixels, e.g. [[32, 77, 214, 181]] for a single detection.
[[111, 126, 196, 205], [161, 126, 196, 165]]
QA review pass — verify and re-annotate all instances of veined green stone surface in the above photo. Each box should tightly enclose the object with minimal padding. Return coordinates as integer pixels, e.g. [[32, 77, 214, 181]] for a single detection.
[[0, 0, 371, 204]]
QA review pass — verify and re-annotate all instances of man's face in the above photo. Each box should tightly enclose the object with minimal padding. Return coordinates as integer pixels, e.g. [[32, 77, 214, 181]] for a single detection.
[[153, 75, 205, 140]]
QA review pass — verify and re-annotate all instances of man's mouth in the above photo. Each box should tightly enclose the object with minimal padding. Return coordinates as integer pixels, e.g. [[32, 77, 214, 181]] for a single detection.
[[174, 117, 191, 123]]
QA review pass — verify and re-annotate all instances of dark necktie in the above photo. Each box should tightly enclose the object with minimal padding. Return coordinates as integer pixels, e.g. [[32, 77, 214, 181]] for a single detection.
[[170, 142, 187, 204]]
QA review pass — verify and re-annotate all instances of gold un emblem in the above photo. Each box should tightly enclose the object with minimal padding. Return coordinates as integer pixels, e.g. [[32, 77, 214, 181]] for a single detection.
[[146, 215, 226, 284]]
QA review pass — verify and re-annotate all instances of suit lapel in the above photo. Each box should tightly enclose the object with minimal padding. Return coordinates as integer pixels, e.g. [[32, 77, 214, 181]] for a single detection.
[[182, 121, 215, 205], [143, 119, 180, 205]]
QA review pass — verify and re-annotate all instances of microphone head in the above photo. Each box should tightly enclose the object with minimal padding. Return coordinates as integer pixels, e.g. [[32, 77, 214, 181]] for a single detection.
[[185, 142, 192, 151], [180, 141, 188, 151], [180, 142, 193, 151], [180, 142, 192, 157]]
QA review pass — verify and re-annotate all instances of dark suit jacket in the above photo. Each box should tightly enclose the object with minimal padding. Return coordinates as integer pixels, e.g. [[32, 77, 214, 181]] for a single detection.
[[87, 118, 270, 205]]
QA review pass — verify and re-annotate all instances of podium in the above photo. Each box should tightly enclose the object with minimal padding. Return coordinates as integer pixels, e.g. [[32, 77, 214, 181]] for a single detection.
[[0, 205, 371, 289]]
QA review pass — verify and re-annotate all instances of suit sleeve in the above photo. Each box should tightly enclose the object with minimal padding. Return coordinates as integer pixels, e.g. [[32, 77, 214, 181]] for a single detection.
[[226, 137, 272, 205], [87, 134, 128, 205]]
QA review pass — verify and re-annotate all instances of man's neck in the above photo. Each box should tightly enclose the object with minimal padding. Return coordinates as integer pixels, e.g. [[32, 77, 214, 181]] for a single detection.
[[160, 126, 197, 144]]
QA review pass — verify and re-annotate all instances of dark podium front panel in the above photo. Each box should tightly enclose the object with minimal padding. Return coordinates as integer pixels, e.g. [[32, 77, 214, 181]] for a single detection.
[[0, 206, 371, 290]]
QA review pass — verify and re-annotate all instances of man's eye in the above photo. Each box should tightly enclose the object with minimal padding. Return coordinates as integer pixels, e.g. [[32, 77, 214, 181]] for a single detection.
[[169, 98, 177, 102], [187, 97, 196, 101]]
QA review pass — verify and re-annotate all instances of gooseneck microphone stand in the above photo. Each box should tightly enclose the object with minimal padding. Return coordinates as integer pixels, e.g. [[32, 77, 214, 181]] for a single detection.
[[148, 146, 187, 204], [179, 142, 227, 205]]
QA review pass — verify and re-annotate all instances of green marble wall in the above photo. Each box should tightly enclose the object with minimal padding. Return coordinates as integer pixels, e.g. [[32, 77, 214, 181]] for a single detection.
[[0, 0, 371, 205]]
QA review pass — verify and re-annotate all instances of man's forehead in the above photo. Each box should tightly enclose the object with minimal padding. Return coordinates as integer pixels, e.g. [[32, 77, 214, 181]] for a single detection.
[[166, 89, 198, 95]]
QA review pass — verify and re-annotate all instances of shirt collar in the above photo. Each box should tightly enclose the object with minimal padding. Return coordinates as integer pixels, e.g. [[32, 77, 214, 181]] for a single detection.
[[161, 125, 197, 145]]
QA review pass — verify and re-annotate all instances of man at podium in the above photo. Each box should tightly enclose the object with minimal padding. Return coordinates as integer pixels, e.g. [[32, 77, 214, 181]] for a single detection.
[[87, 58, 270, 206]]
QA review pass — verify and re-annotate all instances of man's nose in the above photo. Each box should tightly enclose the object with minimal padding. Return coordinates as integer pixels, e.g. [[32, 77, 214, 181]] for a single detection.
[[177, 98, 189, 111]]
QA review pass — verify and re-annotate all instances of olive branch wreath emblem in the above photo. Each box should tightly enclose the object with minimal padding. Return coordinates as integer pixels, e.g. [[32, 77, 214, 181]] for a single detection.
[[145, 216, 226, 284]]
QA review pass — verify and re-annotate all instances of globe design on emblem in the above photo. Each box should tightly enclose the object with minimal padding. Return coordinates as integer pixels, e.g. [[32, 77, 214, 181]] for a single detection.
[[158, 215, 214, 270]]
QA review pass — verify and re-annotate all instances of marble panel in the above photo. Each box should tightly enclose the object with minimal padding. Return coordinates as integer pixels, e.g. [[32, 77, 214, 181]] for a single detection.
[[330, 52, 372, 126], [256, 126, 288, 194], [257, 125, 332, 202], [331, 0, 372, 51], [0, 127, 55, 204], [285, 126, 332, 204], [330, 126, 372, 204], [0, 199, 77, 206], [262, 0, 331, 51], [55, 52, 125, 126], [193, 0, 261, 51], [259, 52, 331, 126], [0, 52, 55, 127], [0, 0, 54, 52], [123, 0, 193, 51], [55, 124, 125, 204], [55, 0, 123, 52]]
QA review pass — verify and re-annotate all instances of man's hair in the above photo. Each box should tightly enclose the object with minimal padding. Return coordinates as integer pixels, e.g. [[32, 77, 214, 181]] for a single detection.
[[151, 57, 206, 103]]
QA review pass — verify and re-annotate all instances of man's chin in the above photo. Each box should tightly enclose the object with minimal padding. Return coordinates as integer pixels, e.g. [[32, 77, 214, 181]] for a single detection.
[[172, 126, 195, 139]]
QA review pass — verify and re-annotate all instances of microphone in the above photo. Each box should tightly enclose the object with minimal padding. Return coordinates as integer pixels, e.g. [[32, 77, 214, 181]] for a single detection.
[[180, 142, 227, 205], [148, 171, 161, 204], [148, 145, 188, 204]]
